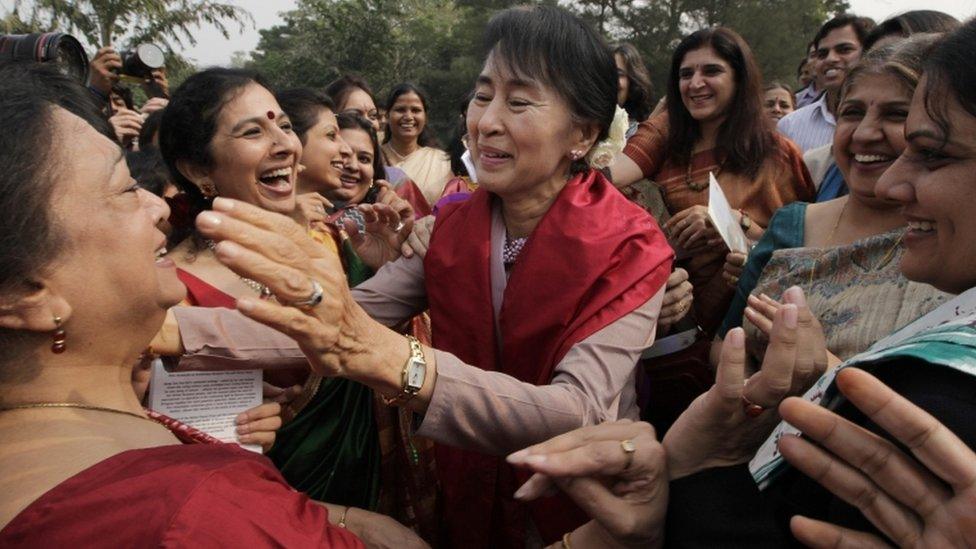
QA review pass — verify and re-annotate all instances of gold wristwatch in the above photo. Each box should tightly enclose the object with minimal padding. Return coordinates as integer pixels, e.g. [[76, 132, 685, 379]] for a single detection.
[[381, 336, 427, 406]]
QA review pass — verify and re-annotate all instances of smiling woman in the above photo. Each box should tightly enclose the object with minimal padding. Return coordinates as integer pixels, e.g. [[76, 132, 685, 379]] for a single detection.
[[718, 35, 951, 367], [192, 6, 674, 548], [611, 27, 815, 337], [0, 63, 361, 547], [380, 83, 452, 207]]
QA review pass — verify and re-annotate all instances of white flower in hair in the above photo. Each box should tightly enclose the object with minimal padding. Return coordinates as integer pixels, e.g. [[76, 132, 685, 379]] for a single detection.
[[586, 105, 629, 169]]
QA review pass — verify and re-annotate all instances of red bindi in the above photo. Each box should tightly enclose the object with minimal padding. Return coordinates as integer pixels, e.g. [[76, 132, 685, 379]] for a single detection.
[[266, 111, 275, 120]]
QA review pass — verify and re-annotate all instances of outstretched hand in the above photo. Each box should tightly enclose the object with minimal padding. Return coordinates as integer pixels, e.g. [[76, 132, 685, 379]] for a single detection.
[[347, 183, 414, 270], [195, 198, 406, 398], [663, 286, 828, 479], [779, 367, 976, 548], [508, 420, 668, 548]]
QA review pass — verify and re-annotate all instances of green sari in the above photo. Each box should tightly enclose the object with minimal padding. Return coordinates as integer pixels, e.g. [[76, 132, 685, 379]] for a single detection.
[[267, 229, 381, 508]]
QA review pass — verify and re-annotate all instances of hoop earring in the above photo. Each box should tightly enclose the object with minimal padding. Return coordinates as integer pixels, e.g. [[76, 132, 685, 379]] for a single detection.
[[51, 316, 66, 354]]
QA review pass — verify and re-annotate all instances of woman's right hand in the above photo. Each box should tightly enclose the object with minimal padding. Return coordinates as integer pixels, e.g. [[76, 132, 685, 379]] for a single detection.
[[508, 420, 668, 548], [196, 198, 358, 378], [662, 286, 828, 479], [400, 215, 435, 259]]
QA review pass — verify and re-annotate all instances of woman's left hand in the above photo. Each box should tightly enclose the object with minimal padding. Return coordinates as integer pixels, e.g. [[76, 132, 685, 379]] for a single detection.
[[779, 368, 976, 548], [508, 420, 668, 548], [745, 293, 843, 369], [663, 205, 719, 252], [235, 401, 283, 452], [296, 191, 333, 229], [663, 286, 828, 479], [349, 202, 412, 270], [659, 268, 693, 329]]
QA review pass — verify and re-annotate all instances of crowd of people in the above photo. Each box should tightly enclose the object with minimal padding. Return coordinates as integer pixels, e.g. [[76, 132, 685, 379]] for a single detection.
[[1, 4, 975, 548]]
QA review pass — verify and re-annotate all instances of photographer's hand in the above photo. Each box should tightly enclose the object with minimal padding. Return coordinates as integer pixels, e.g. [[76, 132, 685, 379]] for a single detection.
[[89, 46, 122, 97], [142, 67, 169, 99]]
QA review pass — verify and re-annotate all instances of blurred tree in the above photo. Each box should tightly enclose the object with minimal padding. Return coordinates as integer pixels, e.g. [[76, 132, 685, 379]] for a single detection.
[[249, 0, 484, 140], [10, 0, 253, 50], [570, 0, 849, 98]]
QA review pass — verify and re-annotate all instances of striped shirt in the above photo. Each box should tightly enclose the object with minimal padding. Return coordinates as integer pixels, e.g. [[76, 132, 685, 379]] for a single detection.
[[794, 84, 823, 109], [777, 93, 835, 153]]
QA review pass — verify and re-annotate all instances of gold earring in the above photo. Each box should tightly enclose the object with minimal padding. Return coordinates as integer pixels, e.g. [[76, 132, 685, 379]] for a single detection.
[[200, 181, 218, 199], [51, 316, 66, 354]]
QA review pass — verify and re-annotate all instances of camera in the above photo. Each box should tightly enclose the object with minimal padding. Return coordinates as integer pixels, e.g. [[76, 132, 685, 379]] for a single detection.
[[118, 43, 165, 81], [0, 32, 89, 84], [117, 43, 167, 98]]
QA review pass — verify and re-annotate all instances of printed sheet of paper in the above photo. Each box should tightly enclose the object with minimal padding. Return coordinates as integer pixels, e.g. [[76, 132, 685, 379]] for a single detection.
[[707, 172, 749, 253], [148, 361, 263, 453]]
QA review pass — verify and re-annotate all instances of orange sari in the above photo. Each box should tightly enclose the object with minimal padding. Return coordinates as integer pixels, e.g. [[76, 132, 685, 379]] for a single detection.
[[623, 112, 815, 334]]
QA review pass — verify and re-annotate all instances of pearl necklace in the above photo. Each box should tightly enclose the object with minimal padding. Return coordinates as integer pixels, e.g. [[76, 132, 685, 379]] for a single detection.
[[203, 239, 272, 297]]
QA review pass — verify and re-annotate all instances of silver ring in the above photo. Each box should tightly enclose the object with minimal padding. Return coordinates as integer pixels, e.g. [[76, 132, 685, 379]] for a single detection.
[[393, 220, 406, 232], [290, 279, 324, 310]]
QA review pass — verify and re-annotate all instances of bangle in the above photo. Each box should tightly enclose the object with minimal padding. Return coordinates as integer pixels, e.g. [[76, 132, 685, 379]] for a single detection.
[[337, 506, 350, 528], [562, 531, 573, 549]]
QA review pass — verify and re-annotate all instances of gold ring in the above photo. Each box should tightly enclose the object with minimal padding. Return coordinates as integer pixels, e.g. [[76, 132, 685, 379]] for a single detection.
[[620, 439, 636, 470]]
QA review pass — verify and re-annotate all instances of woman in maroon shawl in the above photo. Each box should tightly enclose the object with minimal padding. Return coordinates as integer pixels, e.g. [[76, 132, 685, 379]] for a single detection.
[[0, 64, 360, 547], [195, 6, 674, 547]]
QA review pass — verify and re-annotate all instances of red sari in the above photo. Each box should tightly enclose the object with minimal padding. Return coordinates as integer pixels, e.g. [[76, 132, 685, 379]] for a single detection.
[[0, 415, 362, 548], [424, 169, 674, 547]]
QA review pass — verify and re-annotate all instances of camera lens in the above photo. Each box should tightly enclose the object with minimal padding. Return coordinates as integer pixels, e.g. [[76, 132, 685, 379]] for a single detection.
[[121, 43, 165, 79], [0, 33, 90, 84]]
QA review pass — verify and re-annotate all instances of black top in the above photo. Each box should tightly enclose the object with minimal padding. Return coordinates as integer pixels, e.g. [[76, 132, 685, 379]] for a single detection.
[[665, 358, 976, 547]]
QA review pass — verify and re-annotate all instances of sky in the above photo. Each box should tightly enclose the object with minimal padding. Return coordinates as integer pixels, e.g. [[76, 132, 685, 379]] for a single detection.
[[3, 0, 975, 66]]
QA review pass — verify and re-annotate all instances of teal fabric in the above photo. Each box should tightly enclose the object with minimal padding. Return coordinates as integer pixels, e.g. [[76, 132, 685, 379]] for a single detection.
[[717, 202, 807, 338], [825, 319, 976, 408]]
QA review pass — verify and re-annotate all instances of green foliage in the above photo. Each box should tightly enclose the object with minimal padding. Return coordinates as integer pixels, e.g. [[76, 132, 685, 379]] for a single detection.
[[249, 0, 525, 141], [11, 0, 253, 49], [571, 0, 849, 98], [250, 0, 848, 143]]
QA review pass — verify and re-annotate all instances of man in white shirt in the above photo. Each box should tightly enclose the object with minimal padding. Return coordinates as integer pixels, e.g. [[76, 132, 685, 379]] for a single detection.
[[778, 14, 875, 152]]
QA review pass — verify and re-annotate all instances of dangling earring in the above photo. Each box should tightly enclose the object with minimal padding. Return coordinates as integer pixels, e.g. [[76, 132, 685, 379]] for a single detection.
[[570, 150, 584, 161], [51, 316, 66, 354]]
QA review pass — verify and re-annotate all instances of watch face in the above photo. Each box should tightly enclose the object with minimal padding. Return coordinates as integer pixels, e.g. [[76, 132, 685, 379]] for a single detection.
[[406, 358, 426, 390]]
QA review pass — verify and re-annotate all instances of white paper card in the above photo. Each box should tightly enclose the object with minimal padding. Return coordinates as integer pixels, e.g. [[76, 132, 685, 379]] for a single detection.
[[707, 172, 749, 254], [148, 362, 263, 453]]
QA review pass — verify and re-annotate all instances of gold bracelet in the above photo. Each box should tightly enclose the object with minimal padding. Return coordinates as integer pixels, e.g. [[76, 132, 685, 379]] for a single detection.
[[337, 505, 350, 528], [562, 531, 573, 549]]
